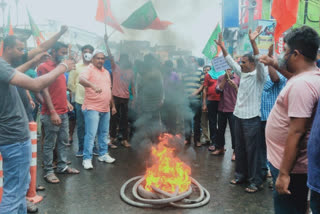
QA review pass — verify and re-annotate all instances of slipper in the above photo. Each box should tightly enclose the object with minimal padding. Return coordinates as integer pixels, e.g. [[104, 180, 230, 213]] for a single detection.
[[57, 167, 80, 174], [36, 185, 45, 191], [208, 145, 216, 152], [230, 178, 245, 185], [211, 149, 225, 156], [195, 142, 202, 147], [245, 184, 263, 193], [44, 173, 60, 184]]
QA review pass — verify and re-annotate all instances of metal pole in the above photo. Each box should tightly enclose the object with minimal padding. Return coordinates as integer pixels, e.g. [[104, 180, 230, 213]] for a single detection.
[[248, 0, 255, 31], [303, 0, 309, 24]]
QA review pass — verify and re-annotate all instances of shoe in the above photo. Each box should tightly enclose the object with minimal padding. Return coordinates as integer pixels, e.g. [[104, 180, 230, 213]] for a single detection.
[[98, 153, 115, 163], [82, 159, 93, 170], [27, 200, 38, 213], [121, 140, 131, 148], [76, 151, 83, 157], [93, 151, 99, 156]]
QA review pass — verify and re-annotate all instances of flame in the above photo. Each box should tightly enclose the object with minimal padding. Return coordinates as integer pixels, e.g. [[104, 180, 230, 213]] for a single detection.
[[144, 134, 191, 194]]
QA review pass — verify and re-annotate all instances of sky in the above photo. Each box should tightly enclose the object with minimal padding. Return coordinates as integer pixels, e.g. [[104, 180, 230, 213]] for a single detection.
[[4, 0, 222, 56]]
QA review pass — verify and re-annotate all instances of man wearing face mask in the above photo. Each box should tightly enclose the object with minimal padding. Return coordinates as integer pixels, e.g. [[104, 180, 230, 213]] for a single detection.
[[215, 26, 268, 193], [260, 26, 320, 214], [38, 42, 80, 184], [68, 45, 95, 157]]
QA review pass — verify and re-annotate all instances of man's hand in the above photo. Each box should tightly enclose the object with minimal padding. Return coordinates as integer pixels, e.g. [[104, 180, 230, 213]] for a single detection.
[[61, 59, 76, 71], [268, 44, 274, 57], [276, 174, 291, 195], [67, 101, 74, 112], [50, 112, 62, 126], [249, 26, 263, 41], [259, 55, 276, 67], [214, 32, 224, 47], [59, 25, 68, 35], [92, 85, 102, 94], [112, 107, 117, 115], [30, 100, 36, 109], [202, 104, 208, 112], [32, 52, 50, 65]]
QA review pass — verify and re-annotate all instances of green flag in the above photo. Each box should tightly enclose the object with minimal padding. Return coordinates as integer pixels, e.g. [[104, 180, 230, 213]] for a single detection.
[[122, 1, 172, 30], [202, 24, 222, 59]]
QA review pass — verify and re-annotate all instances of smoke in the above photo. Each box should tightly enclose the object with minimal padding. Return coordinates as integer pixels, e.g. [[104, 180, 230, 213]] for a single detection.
[[129, 54, 200, 167]]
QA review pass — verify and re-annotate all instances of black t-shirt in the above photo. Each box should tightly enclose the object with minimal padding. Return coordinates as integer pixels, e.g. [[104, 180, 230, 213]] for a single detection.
[[0, 58, 30, 145]]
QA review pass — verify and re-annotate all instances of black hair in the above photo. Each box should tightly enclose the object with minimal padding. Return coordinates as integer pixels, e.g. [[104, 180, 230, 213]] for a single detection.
[[284, 26, 320, 61], [3, 35, 19, 51], [176, 58, 185, 68], [81, 44, 94, 53], [164, 60, 174, 69], [197, 58, 205, 67], [52, 42, 68, 53], [203, 65, 211, 70], [242, 53, 255, 63]]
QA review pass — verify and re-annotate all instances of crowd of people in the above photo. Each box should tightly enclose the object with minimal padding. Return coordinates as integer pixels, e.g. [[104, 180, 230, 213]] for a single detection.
[[0, 24, 320, 214]]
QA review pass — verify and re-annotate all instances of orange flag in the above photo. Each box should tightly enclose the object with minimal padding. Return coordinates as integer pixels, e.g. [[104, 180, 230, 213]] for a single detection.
[[96, 0, 124, 33], [271, 0, 299, 43]]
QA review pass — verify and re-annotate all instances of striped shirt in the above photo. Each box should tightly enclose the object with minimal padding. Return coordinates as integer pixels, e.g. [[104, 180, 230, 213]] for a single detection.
[[182, 67, 205, 100], [260, 72, 287, 121], [225, 55, 268, 119]]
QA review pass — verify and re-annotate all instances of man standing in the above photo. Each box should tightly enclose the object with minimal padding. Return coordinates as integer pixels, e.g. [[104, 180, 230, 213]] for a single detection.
[[214, 69, 240, 159], [105, 36, 135, 148], [38, 42, 80, 184], [68, 44, 94, 157], [260, 45, 287, 179], [200, 65, 211, 145], [0, 53, 74, 213], [215, 27, 267, 193], [260, 26, 320, 214], [183, 58, 205, 146], [79, 50, 116, 170]]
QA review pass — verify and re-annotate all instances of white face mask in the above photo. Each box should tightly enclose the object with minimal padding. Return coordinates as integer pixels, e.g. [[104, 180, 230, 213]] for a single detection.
[[83, 53, 93, 62]]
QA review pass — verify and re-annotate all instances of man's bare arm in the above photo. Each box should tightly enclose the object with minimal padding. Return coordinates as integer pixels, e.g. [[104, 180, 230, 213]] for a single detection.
[[27, 26, 68, 60], [104, 34, 116, 70], [10, 60, 75, 92], [16, 52, 50, 73]]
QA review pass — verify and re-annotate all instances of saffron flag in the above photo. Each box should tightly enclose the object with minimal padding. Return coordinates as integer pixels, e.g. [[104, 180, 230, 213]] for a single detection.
[[27, 10, 45, 46], [271, 0, 299, 44], [96, 0, 124, 33], [122, 1, 172, 30], [202, 24, 222, 59]]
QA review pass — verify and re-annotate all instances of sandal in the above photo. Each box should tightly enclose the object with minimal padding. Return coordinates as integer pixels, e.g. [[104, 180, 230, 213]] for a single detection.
[[208, 145, 216, 152], [57, 167, 80, 174], [36, 185, 45, 191], [211, 148, 225, 156], [245, 184, 263, 193], [195, 142, 202, 147], [230, 178, 245, 185], [44, 173, 60, 184]]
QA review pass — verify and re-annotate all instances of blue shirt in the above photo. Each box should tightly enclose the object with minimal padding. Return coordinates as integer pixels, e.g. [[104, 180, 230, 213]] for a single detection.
[[260, 72, 286, 121], [307, 100, 320, 194]]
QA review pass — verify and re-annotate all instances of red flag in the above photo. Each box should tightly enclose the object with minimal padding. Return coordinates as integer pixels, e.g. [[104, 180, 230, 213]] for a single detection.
[[96, 0, 124, 33], [272, 0, 299, 44]]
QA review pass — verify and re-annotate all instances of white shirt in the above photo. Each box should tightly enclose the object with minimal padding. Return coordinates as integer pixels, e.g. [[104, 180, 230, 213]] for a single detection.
[[225, 55, 268, 119]]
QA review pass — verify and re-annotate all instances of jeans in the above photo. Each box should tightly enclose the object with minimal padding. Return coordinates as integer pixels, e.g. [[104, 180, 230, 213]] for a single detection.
[[184, 100, 201, 143], [83, 110, 109, 160], [260, 121, 268, 178], [216, 111, 235, 150], [269, 164, 308, 214], [75, 103, 85, 153], [0, 140, 31, 214], [234, 116, 263, 186], [207, 101, 219, 144], [41, 113, 69, 176], [110, 96, 129, 141], [311, 190, 320, 214]]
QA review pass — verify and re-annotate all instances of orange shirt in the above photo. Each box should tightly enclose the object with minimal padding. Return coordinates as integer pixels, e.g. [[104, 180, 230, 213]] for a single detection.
[[80, 64, 112, 112]]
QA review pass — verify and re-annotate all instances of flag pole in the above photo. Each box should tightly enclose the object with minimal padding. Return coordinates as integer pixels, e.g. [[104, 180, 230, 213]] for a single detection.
[[108, 29, 116, 39]]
